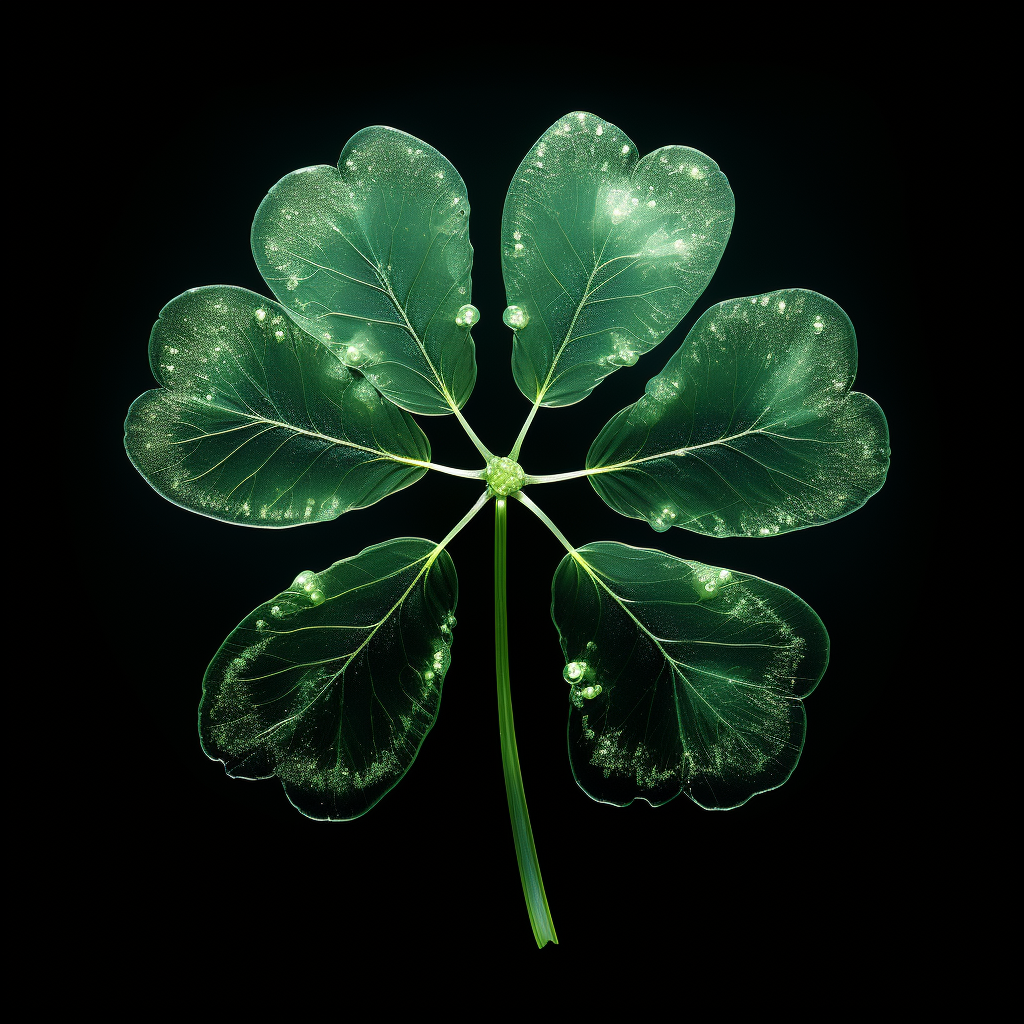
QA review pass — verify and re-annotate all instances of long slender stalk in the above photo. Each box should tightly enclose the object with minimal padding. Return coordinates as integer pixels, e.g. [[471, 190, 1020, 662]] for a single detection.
[[433, 489, 492, 555], [453, 404, 495, 461], [418, 461, 488, 481], [514, 491, 577, 557], [522, 467, 602, 485], [509, 401, 540, 461], [494, 497, 558, 948]]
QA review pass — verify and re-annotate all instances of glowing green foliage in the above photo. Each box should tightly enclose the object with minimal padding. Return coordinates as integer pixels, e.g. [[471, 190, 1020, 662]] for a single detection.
[[252, 126, 477, 416], [200, 538, 458, 820], [551, 542, 828, 810], [124, 285, 430, 527], [124, 112, 889, 949], [587, 289, 890, 536], [501, 111, 734, 407]]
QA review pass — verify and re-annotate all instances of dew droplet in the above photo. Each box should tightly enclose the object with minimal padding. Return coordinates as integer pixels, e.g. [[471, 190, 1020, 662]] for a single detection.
[[563, 661, 587, 683], [308, 589, 325, 605], [455, 303, 480, 327], [607, 339, 639, 367], [503, 305, 529, 330], [694, 567, 726, 600], [581, 684, 603, 700]]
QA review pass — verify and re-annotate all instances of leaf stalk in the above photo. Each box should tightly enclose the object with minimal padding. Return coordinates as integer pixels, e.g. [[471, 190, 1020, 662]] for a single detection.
[[509, 401, 541, 461], [514, 491, 578, 557]]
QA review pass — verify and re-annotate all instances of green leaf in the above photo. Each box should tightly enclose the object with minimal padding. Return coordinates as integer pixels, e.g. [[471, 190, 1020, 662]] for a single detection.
[[588, 289, 890, 536], [551, 542, 828, 810], [124, 285, 430, 527], [200, 537, 458, 820], [251, 126, 477, 416], [501, 111, 734, 408]]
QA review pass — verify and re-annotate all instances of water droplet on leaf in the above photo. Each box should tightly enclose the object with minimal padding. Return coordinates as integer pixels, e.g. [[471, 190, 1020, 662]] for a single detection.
[[503, 305, 529, 330], [455, 303, 480, 327], [564, 661, 587, 683]]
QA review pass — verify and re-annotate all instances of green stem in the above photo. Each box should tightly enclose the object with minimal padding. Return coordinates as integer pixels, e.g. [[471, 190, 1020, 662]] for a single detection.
[[523, 467, 603, 485], [453, 404, 495, 462], [509, 401, 541, 461], [514, 491, 577, 557], [417, 460, 488, 481], [494, 497, 558, 948], [429, 489, 491, 561]]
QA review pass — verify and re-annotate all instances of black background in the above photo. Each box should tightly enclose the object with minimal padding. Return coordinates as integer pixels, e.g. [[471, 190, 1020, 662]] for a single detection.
[[94, 68, 917, 1010]]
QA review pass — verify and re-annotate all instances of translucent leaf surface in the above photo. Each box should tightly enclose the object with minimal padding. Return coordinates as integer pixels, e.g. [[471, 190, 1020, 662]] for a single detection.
[[200, 538, 458, 820], [501, 111, 734, 407], [125, 286, 430, 527], [552, 542, 828, 809], [252, 126, 476, 416], [588, 289, 889, 536]]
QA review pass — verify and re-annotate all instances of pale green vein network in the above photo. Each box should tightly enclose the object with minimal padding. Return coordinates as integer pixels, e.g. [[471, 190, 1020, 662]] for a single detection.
[[577, 288, 890, 536], [556, 541, 828, 809], [501, 110, 735, 439], [124, 285, 443, 527], [200, 491, 489, 821], [251, 126, 487, 448], [516, 493, 827, 810]]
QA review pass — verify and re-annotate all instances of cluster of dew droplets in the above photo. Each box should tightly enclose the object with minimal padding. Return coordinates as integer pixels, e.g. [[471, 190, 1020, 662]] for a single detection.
[[502, 305, 529, 330], [455, 304, 479, 327], [293, 569, 326, 606], [605, 332, 639, 367], [564, 642, 602, 708], [424, 645, 449, 683], [693, 567, 732, 600], [605, 189, 638, 226], [340, 333, 372, 367], [652, 506, 678, 532]]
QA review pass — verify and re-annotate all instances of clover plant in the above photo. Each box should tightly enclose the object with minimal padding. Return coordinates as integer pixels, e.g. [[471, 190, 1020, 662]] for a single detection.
[[124, 112, 889, 948]]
